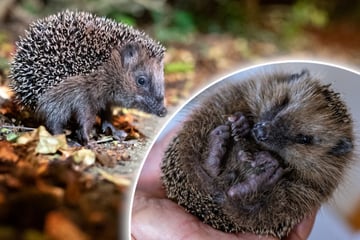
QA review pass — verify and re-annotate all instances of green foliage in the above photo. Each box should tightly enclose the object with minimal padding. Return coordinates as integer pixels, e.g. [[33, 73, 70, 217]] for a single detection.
[[291, 0, 328, 27], [0, 58, 8, 71], [280, 0, 328, 47], [165, 0, 248, 36], [152, 9, 196, 42], [20, 0, 43, 15], [107, 12, 136, 26], [165, 61, 195, 74], [0, 32, 10, 74]]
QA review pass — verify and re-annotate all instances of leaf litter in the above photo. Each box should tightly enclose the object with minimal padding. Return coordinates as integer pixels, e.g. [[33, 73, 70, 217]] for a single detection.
[[0, 123, 132, 239]]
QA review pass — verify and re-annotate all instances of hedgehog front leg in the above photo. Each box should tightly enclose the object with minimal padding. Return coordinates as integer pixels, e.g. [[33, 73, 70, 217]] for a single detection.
[[36, 97, 69, 136], [45, 118, 66, 135], [75, 106, 97, 145], [99, 105, 115, 133]]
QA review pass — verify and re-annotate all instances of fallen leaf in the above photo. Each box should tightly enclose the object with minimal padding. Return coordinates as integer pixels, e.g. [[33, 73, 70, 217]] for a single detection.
[[36, 135, 67, 154], [97, 168, 131, 187], [125, 126, 140, 140], [36, 127, 67, 154], [16, 126, 43, 144], [36, 180, 64, 199], [5, 132, 18, 142], [45, 211, 90, 240], [72, 149, 96, 166], [5, 175, 22, 189], [96, 152, 116, 167], [0, 86, 12, 100], [0, 141, 18, 162], [16, 126, 67, 154]]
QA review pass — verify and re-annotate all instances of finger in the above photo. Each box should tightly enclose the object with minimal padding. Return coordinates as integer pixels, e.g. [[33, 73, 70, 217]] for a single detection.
[[136, 122, 183, 195], [284, 209, 318, 240], [132, 191, 278, 240]]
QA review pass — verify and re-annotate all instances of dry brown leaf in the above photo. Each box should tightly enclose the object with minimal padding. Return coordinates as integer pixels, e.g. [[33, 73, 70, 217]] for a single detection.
[[0, 192, 5, 205], [97, 168, 131, 187], [0, 86, 12, 100], [5, 175, 22, 189], [0, 140, 18, 162], [16, 127, 41, 145], [96, 152, 116, 167], [45, 211, 90, 240], [36, 180, 64, 199], [125, 126, 140, 140], [16, 126, 67, 154], [35, 127, 67, 154], [36, 162, 49, 175], [72, 149, 96, 166]]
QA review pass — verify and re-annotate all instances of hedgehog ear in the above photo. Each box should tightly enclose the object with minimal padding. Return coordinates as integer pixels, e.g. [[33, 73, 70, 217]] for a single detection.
[[120, 43, 140, 68], [288, 69, 310, 82]]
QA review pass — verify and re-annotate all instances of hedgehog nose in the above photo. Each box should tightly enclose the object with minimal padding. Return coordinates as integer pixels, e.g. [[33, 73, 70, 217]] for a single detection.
[[252, 122, 270, 142], [157, 106, 167, 117]]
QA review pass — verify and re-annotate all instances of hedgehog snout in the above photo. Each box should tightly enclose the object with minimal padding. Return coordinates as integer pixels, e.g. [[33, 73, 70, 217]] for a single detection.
[[144, 95, 167, 117], [156, 106, 167, 117], [252, 122, 271, 142]]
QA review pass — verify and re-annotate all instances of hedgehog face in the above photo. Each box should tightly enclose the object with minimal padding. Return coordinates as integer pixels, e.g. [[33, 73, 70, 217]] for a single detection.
[[130, 58, 167, 117], [133, 61, 167, 117], [109, 43, 167, 117], [249, 71, 353, 173]]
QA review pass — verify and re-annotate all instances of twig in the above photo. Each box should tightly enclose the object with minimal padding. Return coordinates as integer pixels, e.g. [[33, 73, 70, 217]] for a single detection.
[[1, 125, 35, 131], [95, 136, 115, 144]]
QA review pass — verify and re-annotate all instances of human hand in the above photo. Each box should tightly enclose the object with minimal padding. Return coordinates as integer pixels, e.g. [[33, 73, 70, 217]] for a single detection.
[[131, 125, 317, 240]]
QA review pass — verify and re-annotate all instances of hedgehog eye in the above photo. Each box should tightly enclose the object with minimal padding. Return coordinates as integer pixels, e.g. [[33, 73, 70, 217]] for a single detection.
[[295, 134, 313, 144], [136, 76, 147, 86]]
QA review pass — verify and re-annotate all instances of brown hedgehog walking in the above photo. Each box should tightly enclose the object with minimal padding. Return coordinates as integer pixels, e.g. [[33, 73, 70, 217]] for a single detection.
[[161, 70, 354, 238], [9, 10, 167, 144]]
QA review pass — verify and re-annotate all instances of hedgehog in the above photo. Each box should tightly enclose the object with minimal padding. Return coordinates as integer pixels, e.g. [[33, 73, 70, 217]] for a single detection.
[[161, 70, 354, 238], [9, 10, 167, 144]]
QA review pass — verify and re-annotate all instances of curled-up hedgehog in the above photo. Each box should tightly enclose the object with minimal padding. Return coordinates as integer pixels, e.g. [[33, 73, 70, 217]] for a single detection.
[[161, 69, 354, 238], [9, 10, 167, 144]]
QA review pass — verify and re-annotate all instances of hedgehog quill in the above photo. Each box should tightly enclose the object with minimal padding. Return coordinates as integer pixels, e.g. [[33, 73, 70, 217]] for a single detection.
[[161, 70, 354, 238], [10, 10, 167, 144]]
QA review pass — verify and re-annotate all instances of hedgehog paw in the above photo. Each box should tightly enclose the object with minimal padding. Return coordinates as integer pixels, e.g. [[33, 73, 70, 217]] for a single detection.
[[227, 112, 250, 141], [227, 151, 284, 198], [203, 124, 231, 177], [101, 120, 127, 140], [76, 129, 90, 146]]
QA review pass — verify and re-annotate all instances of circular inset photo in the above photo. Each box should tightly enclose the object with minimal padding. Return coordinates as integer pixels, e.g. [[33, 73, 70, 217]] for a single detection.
[[131, 61, 360, 240]]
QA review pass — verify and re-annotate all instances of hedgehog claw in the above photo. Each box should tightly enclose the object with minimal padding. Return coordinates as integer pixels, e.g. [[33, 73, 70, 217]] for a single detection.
[[101, 120, 117, 134], [227, 112, 250, 141], [101, 121, 127, 140]]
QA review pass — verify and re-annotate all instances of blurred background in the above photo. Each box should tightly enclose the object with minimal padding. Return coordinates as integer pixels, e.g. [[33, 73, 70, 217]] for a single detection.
[[1, 0, 359, 95], [0, 0, 359, 239]]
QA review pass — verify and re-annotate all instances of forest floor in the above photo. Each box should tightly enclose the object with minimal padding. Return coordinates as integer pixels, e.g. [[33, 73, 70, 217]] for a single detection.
[[0, 17, 359, 240]]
